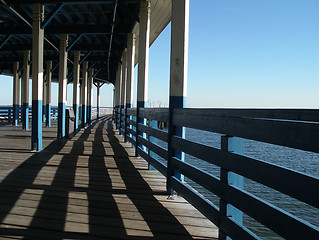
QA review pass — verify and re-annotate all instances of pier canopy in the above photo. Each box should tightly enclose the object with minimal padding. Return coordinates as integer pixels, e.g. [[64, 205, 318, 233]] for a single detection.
[[0, 0, 172, 84]]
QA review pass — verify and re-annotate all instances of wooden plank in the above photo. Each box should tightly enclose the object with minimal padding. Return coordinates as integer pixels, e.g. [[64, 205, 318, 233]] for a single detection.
[[174, 108, 319, 122], [137, 135, 169, 160], [0, 117, 218, 240], [171, 136, 319, 209], [173, 110, 319, 153], [139, 108, 169, 122], [137, 147, 167, 177], [138, 123, 169, 142]]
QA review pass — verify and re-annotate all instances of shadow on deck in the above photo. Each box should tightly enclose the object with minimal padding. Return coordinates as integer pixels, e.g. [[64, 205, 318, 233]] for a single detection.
[[0, 116, 217, 239]]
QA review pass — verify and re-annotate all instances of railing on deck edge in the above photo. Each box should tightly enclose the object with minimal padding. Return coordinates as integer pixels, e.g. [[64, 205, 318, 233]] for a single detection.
[[114, 106, 319, 240], [0, 106, 112, 123], [0, 106, 59, 123]]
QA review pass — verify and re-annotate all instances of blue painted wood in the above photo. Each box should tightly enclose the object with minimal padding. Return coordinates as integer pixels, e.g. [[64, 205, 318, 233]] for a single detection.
[[12, 104, 19, 126], [73, 104, 79, 133], [46, 104, 51, 127], [22, 103, 29, 130], [136, 101, 146, 157], [171, 135, 319, 209], [81, 104, 86, 128], [119, 107, 319, 239], [167, 96, 186, 192], [42, 105, 47, 122], [57, 102, 66, 138], [41, 3, 64, 29], [148, 119, 158, 170], [219, 136, 244, 240], [31, 100, 42, 151]]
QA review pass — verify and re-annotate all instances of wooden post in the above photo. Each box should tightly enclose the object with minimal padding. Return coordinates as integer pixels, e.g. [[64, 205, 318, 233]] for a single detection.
[[136, 0, 151, 156], [125, 33, 135, 143], [219, 135, 245, 240], [148, 119, 157, 170], [22, 50, 30, 130], [57, 34, 68, 139], [31, 4, 44, 151], [45, 61, 52, 127], [12, 61, 20, 127], [87, 68, 93, 125], [73, 51, 80, 132], [167, 0, 189, 193], [81, 61, 88, 128], [121, 51, 127, 136]]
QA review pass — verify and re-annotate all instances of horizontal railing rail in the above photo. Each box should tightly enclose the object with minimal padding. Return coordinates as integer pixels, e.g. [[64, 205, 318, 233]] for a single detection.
[[115, 106, 319, 239]]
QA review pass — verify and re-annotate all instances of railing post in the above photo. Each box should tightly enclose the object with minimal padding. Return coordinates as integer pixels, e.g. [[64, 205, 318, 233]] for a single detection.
[[148, 119, 157, 170], [219, 135, 245, 240]]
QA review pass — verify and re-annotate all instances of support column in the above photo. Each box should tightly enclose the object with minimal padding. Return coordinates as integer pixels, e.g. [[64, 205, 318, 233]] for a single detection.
[[120, 51, 127, 136], [22, 51, 30, 130], [125, 33, 135, 141], [87, 68, 93, 125], [73, 51, 80, 132], [57, 34, 68, 139], [96, 83, 101, 120], [219, 136, 244, 240], [12, 62, 20, 127], [136, 0, 151, 154], [167, 0, 189, 191], [137, 1, 150, 109], [46, 61, 52, 127], [31, 3, 44, 151], [81, 61, 88, 128], [42, 72, 47, 122], [116, 63, 122, 130]]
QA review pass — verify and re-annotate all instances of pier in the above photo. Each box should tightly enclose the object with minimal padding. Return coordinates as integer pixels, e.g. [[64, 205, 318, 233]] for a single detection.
[[0, 117, 218, 239], [0, 0, 318, 239]]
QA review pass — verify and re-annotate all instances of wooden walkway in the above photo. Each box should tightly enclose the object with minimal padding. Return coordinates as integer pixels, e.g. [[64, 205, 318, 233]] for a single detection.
[[0, 116, 218, 240]]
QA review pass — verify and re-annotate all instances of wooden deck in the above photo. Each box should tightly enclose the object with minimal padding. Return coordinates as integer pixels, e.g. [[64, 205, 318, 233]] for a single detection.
[[0, 116, 218, 240]]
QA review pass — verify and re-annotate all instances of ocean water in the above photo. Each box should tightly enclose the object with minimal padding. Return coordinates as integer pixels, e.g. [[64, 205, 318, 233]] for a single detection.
[[154, 127, 319, 239]]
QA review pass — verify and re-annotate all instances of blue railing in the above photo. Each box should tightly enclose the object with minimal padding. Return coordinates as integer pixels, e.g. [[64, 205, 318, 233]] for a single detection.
[[0, 106, 112, 124], [115, 107, 319, 239], [0, 106, 58, 123]]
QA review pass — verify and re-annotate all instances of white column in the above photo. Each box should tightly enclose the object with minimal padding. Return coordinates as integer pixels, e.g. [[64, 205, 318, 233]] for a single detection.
[[97, 83, 101, 119], [81, 61, 88, 127], [121, 51, 127, 109], [31, 3, 44, 151], [126, 33, 135, 108], [58, 34, 68, 139], [73, 51, 80, 132], [12, 61, 20, 127], [22, 50, 30, 130], [87, 68, 93, 125], [137, 0, 151, 108], [45, 61, 52, 127], [167, 0, 189, 189]]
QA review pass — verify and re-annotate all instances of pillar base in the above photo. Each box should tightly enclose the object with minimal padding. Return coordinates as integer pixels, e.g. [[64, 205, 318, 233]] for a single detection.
[[31, 100, 43, 151], [22, 103, 29, 130], [58, 102, 66, 139]]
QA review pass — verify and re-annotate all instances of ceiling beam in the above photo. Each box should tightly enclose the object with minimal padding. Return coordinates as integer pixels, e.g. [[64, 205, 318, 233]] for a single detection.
[[5, 0, 139, 4], [0, 24, 131, 34]]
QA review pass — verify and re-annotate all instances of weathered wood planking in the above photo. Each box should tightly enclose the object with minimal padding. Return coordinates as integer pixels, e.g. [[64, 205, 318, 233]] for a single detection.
[[0, 116, 218, 239]]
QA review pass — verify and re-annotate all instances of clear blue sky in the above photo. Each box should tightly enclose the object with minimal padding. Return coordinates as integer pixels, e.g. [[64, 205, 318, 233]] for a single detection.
[[1, 0, 318, 108]]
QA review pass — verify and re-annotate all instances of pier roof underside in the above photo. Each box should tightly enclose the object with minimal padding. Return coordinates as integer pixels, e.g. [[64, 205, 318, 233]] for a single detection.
[[0, 0, 171, 85]]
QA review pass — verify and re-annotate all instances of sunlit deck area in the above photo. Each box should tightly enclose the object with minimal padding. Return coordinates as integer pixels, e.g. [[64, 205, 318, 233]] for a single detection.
[[0, 116, 218, 240]]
